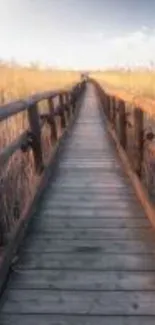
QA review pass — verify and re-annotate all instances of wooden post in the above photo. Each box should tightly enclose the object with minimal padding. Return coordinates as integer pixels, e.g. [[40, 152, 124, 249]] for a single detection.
[[106, 95, 111, 120], [68, 93, 73, 117], [48, 97, 57, 143], [109, 96, 112, 122], [65, 92, 70, 121], [119, 100, 127, 150], [59, 93, 66, 131], [110, 96, 116, 126], [115, 98, 119, 134], [103, 94, 108, 117], [112, 96, 116, 127], [28, 103, 44, 173], [71, 91, 76, 114], [106, 94, 110, 117], [134, 107, 144, 177]]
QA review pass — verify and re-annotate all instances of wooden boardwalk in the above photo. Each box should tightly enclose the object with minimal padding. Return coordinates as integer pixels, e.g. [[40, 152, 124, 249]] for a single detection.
[[1, 84, 155, 324]]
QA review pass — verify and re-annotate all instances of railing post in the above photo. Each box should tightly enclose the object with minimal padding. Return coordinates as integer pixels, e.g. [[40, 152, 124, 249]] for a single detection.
[[109, 96, 116, 127], [119, 100, 127, 150], [134, 107, 144, 177], [28, 104, 44, 173], [106, 95, 111, 120], [109, 96, 113, 122], [112, 96, 116, 128], [71, 90, 76, 115], [68, 93, 73, 117], [59, 93, 66, 131], [104, 94, 109, 117], [64, 92, 70, 122], [48, 97, 57, 143], [115, 98, 120, 134]]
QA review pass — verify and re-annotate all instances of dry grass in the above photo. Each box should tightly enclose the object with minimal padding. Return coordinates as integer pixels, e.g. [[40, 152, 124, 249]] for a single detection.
[[0, 63, 78, 149], [0, 63, 80, 103], [91, 69, 155, 118], [0, 63, 80, 245], [91, 69, 155, 99]]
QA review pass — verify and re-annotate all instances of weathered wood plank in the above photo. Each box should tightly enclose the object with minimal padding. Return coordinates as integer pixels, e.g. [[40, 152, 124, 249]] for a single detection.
[[44, 189, 137, 197], [21, 238, 155, 254], [26, 228, 154, 240], [16, 252, 155, 271], [47, 190, 135, 199], [42, 200, 136, 209], [30, 216, 150, 229], [2, 290, 155, 315], [50, 181, 130, 188], [38, 208, 144, 218], [9, 270, 155, 291], [1, 315, 155, 325]]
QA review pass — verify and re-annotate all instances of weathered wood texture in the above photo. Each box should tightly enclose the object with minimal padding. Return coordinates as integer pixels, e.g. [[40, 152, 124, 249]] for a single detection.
[[1, 84, 155, 325]]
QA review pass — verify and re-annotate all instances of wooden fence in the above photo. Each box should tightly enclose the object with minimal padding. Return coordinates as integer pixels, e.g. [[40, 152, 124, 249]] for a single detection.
[[0, 80, 86, 247], [94, 80, 155, 202]]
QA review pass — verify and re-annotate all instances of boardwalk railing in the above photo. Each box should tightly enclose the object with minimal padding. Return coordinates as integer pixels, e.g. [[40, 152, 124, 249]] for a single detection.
[[0, 80, 86, 247], [94, 80, 155, 202]]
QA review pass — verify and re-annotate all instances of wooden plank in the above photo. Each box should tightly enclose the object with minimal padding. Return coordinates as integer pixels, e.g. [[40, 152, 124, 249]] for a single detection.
[[39, 208, 144, 218], [1, 315, 155, 325], [16, 252, 155, 271], [43, 193, 138, 203], [26, 228, 154, 240], [55, 175, 126, 183], [43, 191, 137, 200], [42, 200, 137, 209], [21, 238, 155, 254], [50, 181, 129, 188], [47, 187, 135, 195], [30, 217, 149, 229], [2, 289, 155, 315], [49, 185, 135, 194], [9, 270, 155, 291]]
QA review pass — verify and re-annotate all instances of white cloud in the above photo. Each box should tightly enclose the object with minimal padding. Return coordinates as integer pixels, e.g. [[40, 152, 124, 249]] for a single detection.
[[0, 1, 154, 70], [102, 28, 155, 68]]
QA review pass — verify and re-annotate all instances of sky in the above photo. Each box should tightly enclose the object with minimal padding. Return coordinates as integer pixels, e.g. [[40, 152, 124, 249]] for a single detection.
[[0, 0, 155, 69]]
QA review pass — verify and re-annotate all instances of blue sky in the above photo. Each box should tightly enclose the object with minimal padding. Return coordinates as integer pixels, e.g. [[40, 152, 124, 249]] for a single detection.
[[0, 0, 155, 69]]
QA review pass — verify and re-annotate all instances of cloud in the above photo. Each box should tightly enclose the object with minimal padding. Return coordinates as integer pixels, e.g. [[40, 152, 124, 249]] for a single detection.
[[103, 28, 155, 68], [0, 0, 154, 70]]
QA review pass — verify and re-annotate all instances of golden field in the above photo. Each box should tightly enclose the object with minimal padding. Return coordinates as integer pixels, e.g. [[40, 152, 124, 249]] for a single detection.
[[91, 69, 155, 98], [91, 69, 155, 116], [0, 63, 80, 104], [0, 63, 80, 149]]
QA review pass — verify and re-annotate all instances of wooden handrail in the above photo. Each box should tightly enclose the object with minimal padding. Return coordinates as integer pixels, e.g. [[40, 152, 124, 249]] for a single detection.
[[0, 79, 86, 246], [0, 81, 85, 168], [93, 78, 155, 202], [0, 84, 80, 122]]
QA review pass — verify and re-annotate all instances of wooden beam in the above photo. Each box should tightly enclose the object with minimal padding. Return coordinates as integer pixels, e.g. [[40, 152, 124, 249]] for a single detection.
[[27, 104, 44, 174]]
